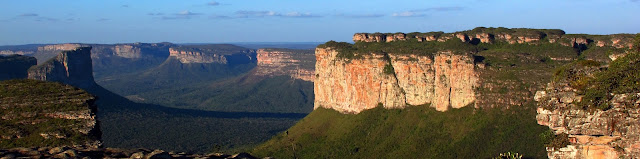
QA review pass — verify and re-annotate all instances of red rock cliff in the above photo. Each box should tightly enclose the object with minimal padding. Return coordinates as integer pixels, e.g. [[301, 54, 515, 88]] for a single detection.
[[314, 47, 478, 113]]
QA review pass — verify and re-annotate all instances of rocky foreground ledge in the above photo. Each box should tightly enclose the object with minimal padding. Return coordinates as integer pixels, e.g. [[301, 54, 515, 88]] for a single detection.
[[0, 146, 265, 159]]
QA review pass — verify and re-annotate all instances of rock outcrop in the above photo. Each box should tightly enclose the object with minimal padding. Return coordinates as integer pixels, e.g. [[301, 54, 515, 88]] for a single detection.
[[0, 79, 101, 148], [536, 83, 640, 158], [169, 48, 230, 64], [168, 45, 256, 64], [314, 47, 477, 113], [0, 147, 261, 159], [354, 27, 636, 49], [38, 44, 83, 52], [0, 55, 37, 80], [255, 48, 315, 82], [28, 47, 96, 89]]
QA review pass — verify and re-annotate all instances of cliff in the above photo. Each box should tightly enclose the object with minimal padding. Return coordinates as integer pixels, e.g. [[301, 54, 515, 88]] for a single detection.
[[0, 55, 37, 80], [169, 48, 230, 64], [536, 85, 640, 159], [28, 47, 96, 89], [354, 27, 636, 49], [169, 44, 256, 64], [314, 47, 477, 113], [535, 50, 640, 158], [255, 48, 315, 82], [0, 79, 100, 148]]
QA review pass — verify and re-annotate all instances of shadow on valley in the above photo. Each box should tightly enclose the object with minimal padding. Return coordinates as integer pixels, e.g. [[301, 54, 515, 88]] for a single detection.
[[87, 85, 305, 153]]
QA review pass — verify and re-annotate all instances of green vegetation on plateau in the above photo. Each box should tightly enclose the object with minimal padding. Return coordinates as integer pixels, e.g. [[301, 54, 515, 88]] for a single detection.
[[318, 39, 477, 58], [253, 105, 550, 158], [0, 79, 95, 148], [171, 44, 252, 55], [553, 34, 640, 110]]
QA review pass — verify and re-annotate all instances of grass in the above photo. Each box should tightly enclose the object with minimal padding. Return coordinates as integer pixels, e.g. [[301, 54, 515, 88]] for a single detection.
[[0, 79, 96, 148], [253, 105, 550, 159]]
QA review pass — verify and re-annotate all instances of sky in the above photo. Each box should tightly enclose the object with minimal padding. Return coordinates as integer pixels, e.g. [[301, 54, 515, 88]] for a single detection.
[[1, 0, 639, 45]]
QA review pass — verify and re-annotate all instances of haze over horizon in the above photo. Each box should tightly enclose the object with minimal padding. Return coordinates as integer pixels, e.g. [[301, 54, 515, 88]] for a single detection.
[[2, 0, 639, 45]]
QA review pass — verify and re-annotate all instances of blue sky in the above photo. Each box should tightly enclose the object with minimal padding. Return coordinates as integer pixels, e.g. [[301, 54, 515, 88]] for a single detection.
[[1, 0, 639, 45]]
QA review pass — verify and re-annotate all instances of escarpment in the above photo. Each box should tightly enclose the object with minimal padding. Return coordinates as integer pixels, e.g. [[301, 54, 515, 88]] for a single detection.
[[0, 79, 101, 148], [354, 27, 636, 49], [314, 46, 478, 113], [28, 47, 97, 90], [168, 44, 256, 64], [255, 48, 315, 82]]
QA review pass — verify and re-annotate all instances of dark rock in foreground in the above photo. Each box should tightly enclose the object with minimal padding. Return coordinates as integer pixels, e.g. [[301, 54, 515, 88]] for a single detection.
[[0, 146, 263, 159]]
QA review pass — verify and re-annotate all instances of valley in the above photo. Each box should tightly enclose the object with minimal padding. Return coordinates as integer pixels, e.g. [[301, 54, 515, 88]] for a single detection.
[[0, 27, 638, 158]]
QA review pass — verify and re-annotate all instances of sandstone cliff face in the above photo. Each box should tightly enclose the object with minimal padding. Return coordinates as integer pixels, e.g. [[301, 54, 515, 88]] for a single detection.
[[169, 48, 230, 64], [314, 48, 477, 113], [536, 83, 640, 159], [255, 48, 315, 82], [28, 47, 96, 89], [112, 45, 142, 59], [353, 28, 636, 49], [38, 44, 83, 52]]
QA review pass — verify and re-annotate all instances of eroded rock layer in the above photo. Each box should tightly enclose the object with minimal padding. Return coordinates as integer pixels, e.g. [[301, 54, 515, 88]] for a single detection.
[[169, 48, 229, 64], [28, 47, 96, 89], [0, 80, 100, 148], [354, 28, 635, 49], [255, 48, 315, 82], [536, 83, 640, 159], [314, 47, 477, 113]]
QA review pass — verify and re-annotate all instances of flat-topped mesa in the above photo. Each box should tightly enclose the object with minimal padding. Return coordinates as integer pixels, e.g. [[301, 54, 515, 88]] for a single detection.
[[168, 44, 255, 64], [28, 47, 96, 89], [353, 27, 636, 49], [255, 48, 315, 82], [38, 44, 83, 51], [314, 45, 478, 114], [169, 48, 228, 64]]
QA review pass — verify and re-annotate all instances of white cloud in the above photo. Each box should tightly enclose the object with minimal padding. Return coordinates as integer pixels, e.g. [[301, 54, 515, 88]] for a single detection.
[[208, 1, 220, 6], [234, 10, 321, 18], [391, 11, 425, 17], [160, 11, 202, 20]]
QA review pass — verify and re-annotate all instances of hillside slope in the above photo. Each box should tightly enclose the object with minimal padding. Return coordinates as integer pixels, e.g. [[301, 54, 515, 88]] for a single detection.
[[254, 28, 638, 158]]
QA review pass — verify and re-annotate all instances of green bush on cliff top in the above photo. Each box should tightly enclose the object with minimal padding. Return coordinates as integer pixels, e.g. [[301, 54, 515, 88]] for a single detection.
[[318, 39, 477, 59], [579, 51, 640, 110]]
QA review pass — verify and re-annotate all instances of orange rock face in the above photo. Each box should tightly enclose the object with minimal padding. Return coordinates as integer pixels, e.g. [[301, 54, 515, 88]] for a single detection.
[[255, 49, 315, 82], [113, 45, 142, 58], [38, 44, 83, 51], [314, 48, 477, 113], [536, 82, 640, 158]]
